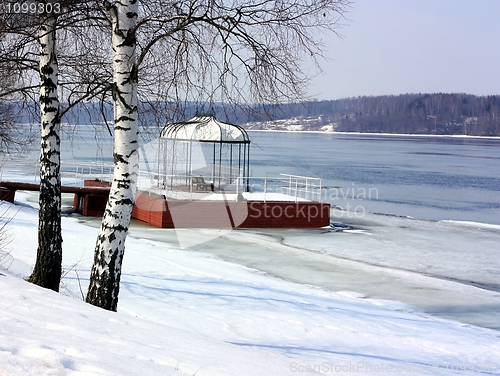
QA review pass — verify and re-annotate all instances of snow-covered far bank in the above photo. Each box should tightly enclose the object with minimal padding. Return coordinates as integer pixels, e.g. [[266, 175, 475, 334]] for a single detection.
[[246, 129, 500, 139], [1, 194, 500, 375]]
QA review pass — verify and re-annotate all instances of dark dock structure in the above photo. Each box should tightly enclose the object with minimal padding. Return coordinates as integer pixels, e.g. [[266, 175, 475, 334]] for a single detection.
[[0, 180, 110, 217]]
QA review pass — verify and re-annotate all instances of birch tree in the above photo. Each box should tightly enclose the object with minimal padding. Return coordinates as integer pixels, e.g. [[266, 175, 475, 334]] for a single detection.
[[26, 2, 63, 290], [1, 1, 111, 291], [1, 1, 65, 291], [86, 0, 139, 311], [86, 0, 349, 311]]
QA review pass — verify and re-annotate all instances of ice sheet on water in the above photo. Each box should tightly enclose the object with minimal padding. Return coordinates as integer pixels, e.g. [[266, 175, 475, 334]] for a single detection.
[[294, 211, 500, 287], [124, 209, 500, 329]]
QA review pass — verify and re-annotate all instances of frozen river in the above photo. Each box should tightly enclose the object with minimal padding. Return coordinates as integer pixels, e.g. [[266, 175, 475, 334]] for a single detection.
[[115, 212, 499, 330], [3, 127, 500, 330]]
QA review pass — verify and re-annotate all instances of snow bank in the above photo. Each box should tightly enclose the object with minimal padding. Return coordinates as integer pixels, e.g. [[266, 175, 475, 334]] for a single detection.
[[1, 195, 500, 375]]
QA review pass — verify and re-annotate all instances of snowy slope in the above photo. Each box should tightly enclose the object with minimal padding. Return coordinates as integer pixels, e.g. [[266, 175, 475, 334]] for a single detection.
[[1, 194, 500, 375]]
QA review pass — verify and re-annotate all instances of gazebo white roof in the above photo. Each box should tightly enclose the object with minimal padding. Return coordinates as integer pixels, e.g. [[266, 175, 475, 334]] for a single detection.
[[160, 115, 250, 144]]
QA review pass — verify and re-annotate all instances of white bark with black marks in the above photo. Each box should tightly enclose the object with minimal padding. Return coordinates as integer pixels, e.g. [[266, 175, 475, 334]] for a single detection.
[[86, 0, 139, 311], [28, 5, 63, 292]]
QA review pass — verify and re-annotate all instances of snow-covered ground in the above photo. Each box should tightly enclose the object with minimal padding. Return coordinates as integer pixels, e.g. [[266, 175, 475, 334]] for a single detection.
[[1, 188, 500, 374]]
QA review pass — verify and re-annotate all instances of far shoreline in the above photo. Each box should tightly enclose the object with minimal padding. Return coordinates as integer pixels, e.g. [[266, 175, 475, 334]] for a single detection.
[[50, 123, 500, 139], [245, 129, 500, 139]]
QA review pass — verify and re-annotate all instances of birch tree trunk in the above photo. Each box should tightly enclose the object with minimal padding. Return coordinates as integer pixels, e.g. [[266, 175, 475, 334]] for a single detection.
[[27, 6, 63, 292], [86, 0, 139, 311]]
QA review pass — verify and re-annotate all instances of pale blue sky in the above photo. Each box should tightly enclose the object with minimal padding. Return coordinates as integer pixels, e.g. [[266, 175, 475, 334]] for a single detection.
[[309, 0, 500, 100]]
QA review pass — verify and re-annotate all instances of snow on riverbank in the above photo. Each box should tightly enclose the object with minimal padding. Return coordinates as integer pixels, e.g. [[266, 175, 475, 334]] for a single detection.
[[246, 128, 500, 139], [1, 193, 500, 375]]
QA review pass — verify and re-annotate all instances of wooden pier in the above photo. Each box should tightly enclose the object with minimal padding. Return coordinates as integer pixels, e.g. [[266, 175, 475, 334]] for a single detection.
[[0, 181, 110, 216]]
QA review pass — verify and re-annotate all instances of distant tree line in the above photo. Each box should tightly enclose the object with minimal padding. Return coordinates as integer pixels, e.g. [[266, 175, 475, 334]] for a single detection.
[[8, 93, 499, 137], [247, 93, 499, 136]]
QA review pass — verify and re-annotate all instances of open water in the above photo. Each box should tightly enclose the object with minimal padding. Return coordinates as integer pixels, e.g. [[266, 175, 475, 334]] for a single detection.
[[49, 127, 500, 224], [249, 131, 500, 225]]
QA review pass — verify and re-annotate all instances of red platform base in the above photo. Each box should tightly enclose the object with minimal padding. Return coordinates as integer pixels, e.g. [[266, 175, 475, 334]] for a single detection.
[[131, 192, 330, 229]]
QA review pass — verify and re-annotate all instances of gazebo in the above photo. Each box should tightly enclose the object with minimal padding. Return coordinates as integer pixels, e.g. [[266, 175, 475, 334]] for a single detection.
[[131, 115, 330, 229], [157, 115, 251, 192]]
